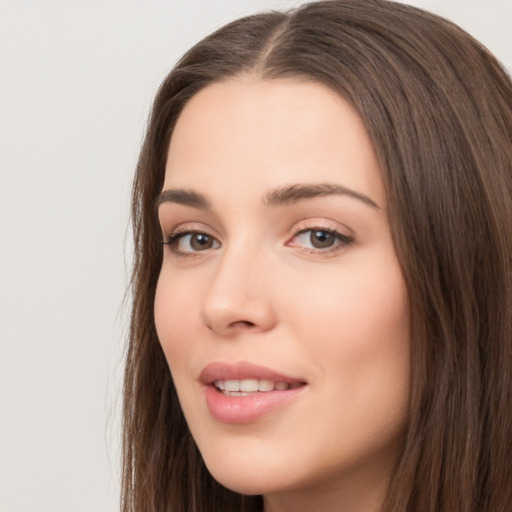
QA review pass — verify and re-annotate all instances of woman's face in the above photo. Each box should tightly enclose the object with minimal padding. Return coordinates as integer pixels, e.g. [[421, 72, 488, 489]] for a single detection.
[[155, 78, 410, 510]]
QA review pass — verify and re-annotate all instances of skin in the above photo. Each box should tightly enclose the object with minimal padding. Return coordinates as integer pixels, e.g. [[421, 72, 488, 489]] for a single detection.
[[154, 77, 410, 512]]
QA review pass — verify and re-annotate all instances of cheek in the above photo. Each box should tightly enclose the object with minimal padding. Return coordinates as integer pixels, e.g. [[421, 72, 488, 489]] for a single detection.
[[154, 270, 200, 367], [280, 253, 410, 426], [281, 253, 409, 357]]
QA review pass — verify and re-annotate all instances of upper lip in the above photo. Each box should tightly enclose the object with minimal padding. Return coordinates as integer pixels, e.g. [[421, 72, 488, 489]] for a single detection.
[[199, 361, 306, 385]]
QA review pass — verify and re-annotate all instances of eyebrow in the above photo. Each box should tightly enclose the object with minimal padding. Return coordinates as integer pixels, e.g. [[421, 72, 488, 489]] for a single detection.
[[155, 189, 211, 210], [155, 182, 379, 211], [264, 183, 380, 209]]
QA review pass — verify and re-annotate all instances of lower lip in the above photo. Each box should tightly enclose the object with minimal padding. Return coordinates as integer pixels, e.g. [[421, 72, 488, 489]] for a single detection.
[[204, 385, 306, 424]]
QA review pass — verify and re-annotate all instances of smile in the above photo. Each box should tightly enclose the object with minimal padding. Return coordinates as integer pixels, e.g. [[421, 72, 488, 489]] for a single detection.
[[200, 362, 308, 423], [214, 378, 303, 395]]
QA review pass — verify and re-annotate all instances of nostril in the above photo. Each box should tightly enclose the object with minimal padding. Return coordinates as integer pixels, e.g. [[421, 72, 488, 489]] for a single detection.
[[202, 294, 276, 335], [231, 320, 256, 328]]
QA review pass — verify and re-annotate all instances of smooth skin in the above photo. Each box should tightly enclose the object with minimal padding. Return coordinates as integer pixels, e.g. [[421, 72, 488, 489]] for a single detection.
[[155, 77, 410, 512]]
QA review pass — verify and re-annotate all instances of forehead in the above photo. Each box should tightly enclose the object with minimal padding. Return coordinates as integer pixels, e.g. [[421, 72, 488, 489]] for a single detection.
[[164, 77, 384, 207]]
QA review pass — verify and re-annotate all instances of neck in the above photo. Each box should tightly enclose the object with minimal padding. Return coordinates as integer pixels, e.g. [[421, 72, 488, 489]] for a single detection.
[[262, 459, 393, 512]]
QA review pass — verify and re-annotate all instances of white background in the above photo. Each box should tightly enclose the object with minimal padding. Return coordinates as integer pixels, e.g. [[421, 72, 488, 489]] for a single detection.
[[0, 1, 510, 511]]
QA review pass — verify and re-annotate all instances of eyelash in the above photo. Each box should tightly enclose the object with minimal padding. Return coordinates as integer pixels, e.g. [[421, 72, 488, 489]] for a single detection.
[[162, 229, 220, 258], [288, 227, 354, 255], [162, 226, 353, 257]]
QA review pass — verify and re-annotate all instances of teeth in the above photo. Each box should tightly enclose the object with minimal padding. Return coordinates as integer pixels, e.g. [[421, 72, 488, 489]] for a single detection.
[[240, 378, 259, 392], [214, 379, 298, 393], [224, 380, 240, 392], [259, 379, 274, 392]]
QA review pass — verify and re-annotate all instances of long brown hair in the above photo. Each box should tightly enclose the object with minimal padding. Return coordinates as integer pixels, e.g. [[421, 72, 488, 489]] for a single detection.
[[122, 1, 512, 511]]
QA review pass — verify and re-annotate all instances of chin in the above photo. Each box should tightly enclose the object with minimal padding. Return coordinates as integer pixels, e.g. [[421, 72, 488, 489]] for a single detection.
[[201, 453, 293, 496]]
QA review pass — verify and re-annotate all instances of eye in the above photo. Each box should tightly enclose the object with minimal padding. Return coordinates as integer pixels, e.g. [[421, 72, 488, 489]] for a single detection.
[[289, 228, 353, 252], [163, 231, 221, 254]]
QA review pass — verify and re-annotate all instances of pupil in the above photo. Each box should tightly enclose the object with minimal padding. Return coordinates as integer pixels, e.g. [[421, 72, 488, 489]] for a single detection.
[[191, 234, 212, 250], [311, 230, 334, 248]]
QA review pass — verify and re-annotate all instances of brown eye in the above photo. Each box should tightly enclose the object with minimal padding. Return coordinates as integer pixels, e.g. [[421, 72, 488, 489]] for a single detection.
[[164, 231, 221, 254], [289, 228, 353, 253], [310, 230, 336, 249], [189, 233, 215, 251]]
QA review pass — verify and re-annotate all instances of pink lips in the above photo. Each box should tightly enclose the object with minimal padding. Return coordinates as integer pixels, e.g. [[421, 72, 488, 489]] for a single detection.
[[199, 361, 307, 424]]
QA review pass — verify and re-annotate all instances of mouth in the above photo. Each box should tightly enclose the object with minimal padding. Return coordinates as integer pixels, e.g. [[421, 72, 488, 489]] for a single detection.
[[213, 378, 304, 396], [199, 361, 308, 424]]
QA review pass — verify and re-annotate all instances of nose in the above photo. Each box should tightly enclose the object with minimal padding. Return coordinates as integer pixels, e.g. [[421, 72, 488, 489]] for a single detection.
[[200, 245, 277, 337]]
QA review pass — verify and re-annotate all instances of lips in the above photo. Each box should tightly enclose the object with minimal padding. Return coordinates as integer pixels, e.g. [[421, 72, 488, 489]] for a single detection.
[[199, 361, 307, 424], [199, 361, 305, 384]]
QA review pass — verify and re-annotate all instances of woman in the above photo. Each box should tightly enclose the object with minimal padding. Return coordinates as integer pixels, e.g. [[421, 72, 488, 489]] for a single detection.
[[122, 1, 512, 511]]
